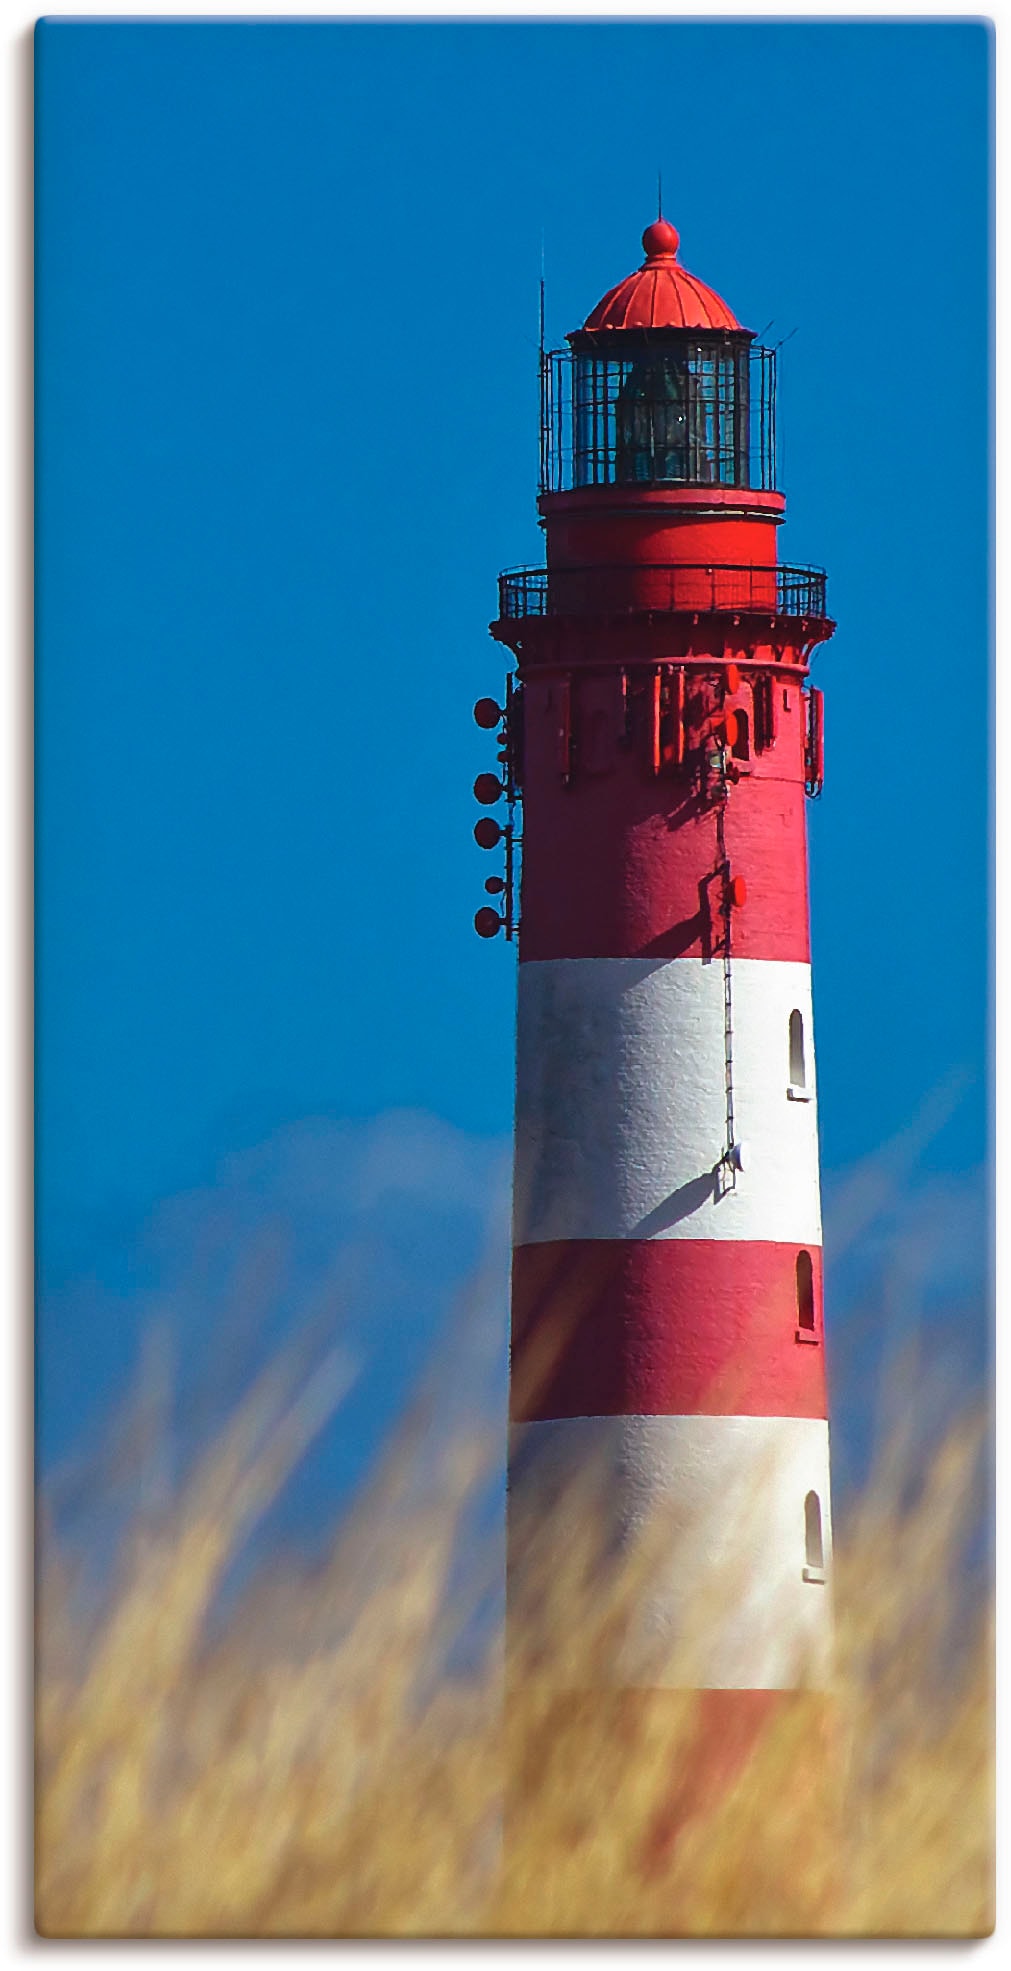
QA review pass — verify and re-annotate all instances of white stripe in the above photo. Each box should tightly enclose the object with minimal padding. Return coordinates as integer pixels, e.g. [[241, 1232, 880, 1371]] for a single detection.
[[514, 956, 822, 1246], [508, 1413, 833, 1691]]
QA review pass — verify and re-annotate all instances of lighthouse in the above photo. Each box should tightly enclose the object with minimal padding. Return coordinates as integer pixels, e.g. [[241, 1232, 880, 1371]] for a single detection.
[[474, 215, 835, 1800]]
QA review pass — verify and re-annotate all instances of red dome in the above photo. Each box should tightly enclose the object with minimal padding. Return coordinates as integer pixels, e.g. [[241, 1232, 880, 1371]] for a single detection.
[[582, 218, 740, 333]]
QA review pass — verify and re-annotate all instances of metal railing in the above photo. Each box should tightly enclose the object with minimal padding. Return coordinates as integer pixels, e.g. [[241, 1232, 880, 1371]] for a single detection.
[[497, 562, 828, 623]]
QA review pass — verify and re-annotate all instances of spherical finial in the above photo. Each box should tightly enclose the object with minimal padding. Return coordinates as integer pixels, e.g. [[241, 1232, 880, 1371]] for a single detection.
[[642, 217, 680, 261]]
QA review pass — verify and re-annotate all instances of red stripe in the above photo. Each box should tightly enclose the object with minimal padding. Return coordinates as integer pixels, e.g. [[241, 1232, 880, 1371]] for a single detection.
[[518, 674, 811, 963], [640, 1687, 837, 1873], [504, 1688, 837, 1874], [510, 1239, 827, 1422]]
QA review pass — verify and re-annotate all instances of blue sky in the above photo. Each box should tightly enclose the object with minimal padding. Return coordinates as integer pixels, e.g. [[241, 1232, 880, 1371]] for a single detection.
[[35, 19, 992, 1519]]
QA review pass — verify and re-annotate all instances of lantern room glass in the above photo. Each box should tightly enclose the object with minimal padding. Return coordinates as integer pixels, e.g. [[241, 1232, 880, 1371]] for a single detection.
[[539, 333, 777, 495], [572, 342, 750, 488]]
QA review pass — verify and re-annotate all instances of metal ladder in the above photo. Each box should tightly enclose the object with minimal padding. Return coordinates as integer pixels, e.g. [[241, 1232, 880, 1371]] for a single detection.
[[712, 753, 737, 1198]]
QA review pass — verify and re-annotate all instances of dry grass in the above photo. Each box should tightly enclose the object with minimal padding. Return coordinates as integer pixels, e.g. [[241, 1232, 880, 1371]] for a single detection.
[[35, 1336, 994, 1939]]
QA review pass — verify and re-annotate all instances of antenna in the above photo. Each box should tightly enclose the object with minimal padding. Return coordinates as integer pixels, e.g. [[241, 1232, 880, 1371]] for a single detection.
[[538, 229, 545, 365], [538, 230, 547, 491], [657, 167, 663, 220]]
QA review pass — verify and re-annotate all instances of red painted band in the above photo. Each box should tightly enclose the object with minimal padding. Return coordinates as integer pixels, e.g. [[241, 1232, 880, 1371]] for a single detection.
[[510, 1238, 827, 1423], [517, 672, 811, 963], [542, 511, 781, 579], [503, 1687, 836, 1870]]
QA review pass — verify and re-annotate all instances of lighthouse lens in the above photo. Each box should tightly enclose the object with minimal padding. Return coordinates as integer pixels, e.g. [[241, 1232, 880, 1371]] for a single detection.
[[616, 356, 688, 485]]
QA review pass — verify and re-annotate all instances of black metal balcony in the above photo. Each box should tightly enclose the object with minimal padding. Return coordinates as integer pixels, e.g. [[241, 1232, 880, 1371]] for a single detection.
[[497, 562, 828, 624]]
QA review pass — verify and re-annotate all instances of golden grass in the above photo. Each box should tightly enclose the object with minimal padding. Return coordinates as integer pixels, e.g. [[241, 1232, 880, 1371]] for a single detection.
[[35, 1341, 993, 1938]]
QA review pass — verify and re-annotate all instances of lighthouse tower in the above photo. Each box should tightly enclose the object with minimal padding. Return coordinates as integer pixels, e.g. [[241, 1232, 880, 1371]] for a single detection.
[[474, 216, 835, 1781]]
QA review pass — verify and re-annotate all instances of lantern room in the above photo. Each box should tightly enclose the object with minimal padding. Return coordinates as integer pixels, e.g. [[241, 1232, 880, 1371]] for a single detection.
[[540, 219, 777, 495]]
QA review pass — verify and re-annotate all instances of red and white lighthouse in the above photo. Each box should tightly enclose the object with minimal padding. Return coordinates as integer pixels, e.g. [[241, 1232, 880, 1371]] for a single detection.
[[475, 216, 835, 1781]]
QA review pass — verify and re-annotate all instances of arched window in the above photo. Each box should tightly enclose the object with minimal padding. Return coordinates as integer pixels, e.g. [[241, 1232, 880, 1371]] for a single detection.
[[804, 1491, 824, 1574], [789, 1009, 806, 1087], [796, 1250, 815, 1331], [731, 707, 750, 760]]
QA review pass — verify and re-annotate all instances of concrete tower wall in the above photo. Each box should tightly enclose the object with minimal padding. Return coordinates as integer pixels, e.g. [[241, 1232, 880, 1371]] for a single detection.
[[484, 219, 836, 1814]]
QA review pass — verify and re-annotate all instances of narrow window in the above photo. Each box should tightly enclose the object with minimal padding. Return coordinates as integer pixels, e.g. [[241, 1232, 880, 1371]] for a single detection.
[[731, 707, 750, 760], [796, 1250, 815, 1331], [789, 1009, 806, 1087], [753, 674, 776, 753], [752, 677, 766, 751], [804, 1491, 824, 1573]]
